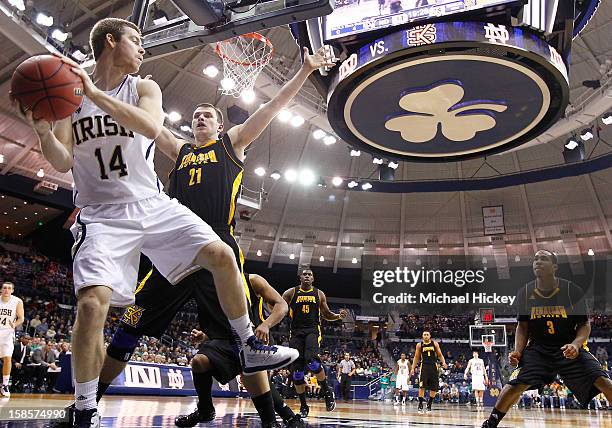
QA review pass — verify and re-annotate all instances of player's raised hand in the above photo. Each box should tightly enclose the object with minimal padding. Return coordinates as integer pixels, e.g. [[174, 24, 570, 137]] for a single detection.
[[190, 329, 205, 344], [508, 351, 521, 367], [302, 46, 337, 73], [339, 309, 348, 319], [561, 343, 579, 360]]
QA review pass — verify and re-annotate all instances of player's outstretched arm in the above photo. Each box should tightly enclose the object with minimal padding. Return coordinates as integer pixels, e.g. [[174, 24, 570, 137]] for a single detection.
[[411, 344, 421, 375], [249, 274, 288, 344], [227, 46, 337, 159], [318, 290, 345, 321], [155, 127, 187, 160], [68, 58, 164, 140]]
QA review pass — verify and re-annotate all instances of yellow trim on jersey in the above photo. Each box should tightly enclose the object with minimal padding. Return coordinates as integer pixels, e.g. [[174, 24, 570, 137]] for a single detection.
[[135, 269, 153, 294], [221, 136, 245, 169], [258, 297, 265, 323], [238, 248, 251, 305], [318, 324, 322, 346], [196, 139, 217, 149], [227, 171, 243, 226], [289, 308, 293, 319], [533, 287, 561, 299]]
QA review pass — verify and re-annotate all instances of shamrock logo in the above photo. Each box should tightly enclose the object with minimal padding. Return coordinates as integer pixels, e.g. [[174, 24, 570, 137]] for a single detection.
[[384, 82, 507, 143]]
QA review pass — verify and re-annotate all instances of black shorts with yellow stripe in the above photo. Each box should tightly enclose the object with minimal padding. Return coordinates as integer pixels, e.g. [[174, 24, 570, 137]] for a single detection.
[[289, 327, 322, 372], [119, 228, 251, 341]]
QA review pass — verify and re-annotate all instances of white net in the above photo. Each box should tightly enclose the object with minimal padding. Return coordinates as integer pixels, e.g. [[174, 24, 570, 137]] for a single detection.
[[216, 33, 274, 98], [483, 341, 494, 353]]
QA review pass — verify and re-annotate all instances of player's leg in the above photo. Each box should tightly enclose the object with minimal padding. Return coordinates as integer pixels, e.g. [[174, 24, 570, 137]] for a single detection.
[[241, 372, 279, 427], [417, 387, 425, 411], [559, 348, 612, 407], [72, 285, 112, 420], [175, 353, 218, 427], [481, 383, 529, 427], [594, 376, 612, 402], [268, 374, 302, 427], [144, 200, 297, 372], [305, 330, 335, 411], [0, 347, 12, 397]]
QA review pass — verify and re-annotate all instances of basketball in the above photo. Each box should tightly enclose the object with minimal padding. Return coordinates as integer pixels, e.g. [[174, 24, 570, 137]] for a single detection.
[[10, 54, 83, 122]]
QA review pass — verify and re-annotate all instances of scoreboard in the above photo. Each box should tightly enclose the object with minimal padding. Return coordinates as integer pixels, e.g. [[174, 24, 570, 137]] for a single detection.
[[324, 0, 518, 40]]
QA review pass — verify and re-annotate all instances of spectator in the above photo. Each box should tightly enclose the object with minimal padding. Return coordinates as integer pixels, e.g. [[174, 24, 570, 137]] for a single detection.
[[11, 335, 31, 392], [30, 340, 58, 392], [35, 317, 48, 337], [29, 315, 41, 337]]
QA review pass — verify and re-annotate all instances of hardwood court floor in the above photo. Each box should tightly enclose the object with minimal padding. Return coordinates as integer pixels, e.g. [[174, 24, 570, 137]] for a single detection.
[[0, 394, 610, 427]]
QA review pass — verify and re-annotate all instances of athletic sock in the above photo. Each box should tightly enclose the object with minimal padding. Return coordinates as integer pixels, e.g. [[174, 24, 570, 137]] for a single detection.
[[2, 375, 9, 386], [486, 407, 506, 427], [228, 314, 255, 346], [427, 396, 434, 407], [418, 396, 424, 405], [298, 392, 307, 407], [96, 382, 110, 402], [75, 378, 98, 411], [252, 390, 276, 425], [193, 372, 214, 414], [270, 386, 294, 421]]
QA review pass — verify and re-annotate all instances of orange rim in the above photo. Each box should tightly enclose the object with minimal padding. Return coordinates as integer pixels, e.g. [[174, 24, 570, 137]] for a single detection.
[[215, 32, 274, 67]]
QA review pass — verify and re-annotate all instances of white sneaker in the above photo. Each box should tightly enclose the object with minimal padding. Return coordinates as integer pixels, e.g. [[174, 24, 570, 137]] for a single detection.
[[0, 385, 10, 398], [240, 336, 299, 374]]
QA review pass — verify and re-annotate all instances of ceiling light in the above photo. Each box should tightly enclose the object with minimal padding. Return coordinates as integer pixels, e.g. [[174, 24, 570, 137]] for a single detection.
[[514, 255, 520, 262], [323, 135, 336, 145], [588, 248, 594, 256], [361, 182, 372, 190], [312, 129, 326, 140], [36, 168, 44, 178], [317, 177, 326, 187], [36, 12, 53, 27], [319, 256, 325, 262], [348, 180, 358, 188], [241, 89, 256, 103], [298, 169, 315, 186], [290, 115, 305, 127], [256, 250, 262, 256], [328, 194, 336, 201], [351, 257, 358, 264], [482, 257, 488, 264], [372, 157, 384, 165], [254, 167, 266, 177], [580, 128, 593, 141], [270, 170, 281, 180], [180, 125, 192, 133], [277, 109, 292, 122], [289, 253, 295, 260], [603, 112, 612, 125], [285, 169, 297, 182], [220, 77, 236, 91], [203, 65, 219, 78], [0, 154, 4, 163], [51, 29, 69, 42], [167, 111, 181, 123], [388, 161, 399, 169], [350, 150, 361, 157], [8, 0, 25, 11], [332, 177, 343, 186], [72, 49, 87, 62]]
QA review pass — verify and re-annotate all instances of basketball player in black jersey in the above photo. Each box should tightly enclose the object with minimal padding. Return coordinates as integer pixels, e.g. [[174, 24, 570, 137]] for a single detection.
[[482, 250, 612, 428], [282, 269, 347, 418], [88, 46, 336, 428], [176, 273, 303, 427], [410, 330, 447, 413]]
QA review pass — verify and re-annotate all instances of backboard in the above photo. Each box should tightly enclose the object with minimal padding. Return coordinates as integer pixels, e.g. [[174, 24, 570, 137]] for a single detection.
[[132, 0, 333, 60]]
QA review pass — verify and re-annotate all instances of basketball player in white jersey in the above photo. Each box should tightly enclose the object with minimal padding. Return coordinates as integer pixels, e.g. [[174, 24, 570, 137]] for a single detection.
[[465, 350, 489, 407], [13, 18, 297, 427], [394, 352, 410, 405], [0, 282, 24, 398]]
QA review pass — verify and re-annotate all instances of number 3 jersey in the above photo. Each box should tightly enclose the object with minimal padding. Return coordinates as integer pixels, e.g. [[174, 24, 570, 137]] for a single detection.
[[71, 75, 162, 208], [515, 278, 588, 347]]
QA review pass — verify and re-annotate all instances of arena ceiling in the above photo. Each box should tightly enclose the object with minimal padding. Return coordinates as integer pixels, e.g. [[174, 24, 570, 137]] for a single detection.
[[0, 1, 612, 268]]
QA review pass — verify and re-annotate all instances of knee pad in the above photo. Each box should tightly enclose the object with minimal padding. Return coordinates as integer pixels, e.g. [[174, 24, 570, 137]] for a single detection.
[[293, 370, 306, 385], [307, 359, 322, 374], [106, 327, 140, 362]]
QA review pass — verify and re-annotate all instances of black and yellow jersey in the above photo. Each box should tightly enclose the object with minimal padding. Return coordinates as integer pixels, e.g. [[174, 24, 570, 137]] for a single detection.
[[289, 286, 320, 330], [516, 278, 589, 347], [168, 133, 243, 230], [248, 274, 270, 328], [420, 341, 438, 366]]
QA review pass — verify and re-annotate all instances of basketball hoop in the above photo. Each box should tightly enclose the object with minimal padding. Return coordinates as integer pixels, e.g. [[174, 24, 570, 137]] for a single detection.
[[483, 341, 494, 353], [215, 32, 274, 98]]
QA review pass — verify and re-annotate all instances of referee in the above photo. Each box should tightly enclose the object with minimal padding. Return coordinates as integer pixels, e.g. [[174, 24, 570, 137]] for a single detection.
[[337, 353, 356, 402]]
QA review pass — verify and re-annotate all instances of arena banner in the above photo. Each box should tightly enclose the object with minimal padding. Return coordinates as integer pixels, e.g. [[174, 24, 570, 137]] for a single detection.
[[360, 254, 604, 316], [85, 361, 242, 397]]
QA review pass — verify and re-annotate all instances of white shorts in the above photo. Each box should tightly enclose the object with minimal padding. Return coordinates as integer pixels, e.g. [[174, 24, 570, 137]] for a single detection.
[[0, 330, 15, 357], [70, 193, 220, 307], [396, 375, 409, 391], [472, 375, 486, 391]]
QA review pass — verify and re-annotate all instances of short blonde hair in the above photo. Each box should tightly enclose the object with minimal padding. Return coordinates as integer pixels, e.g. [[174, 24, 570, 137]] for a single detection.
[[90, 18, 141, 61]]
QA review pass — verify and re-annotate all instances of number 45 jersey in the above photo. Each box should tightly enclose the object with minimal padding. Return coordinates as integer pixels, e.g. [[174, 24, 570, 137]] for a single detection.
[[71, 75, 162, 208]]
